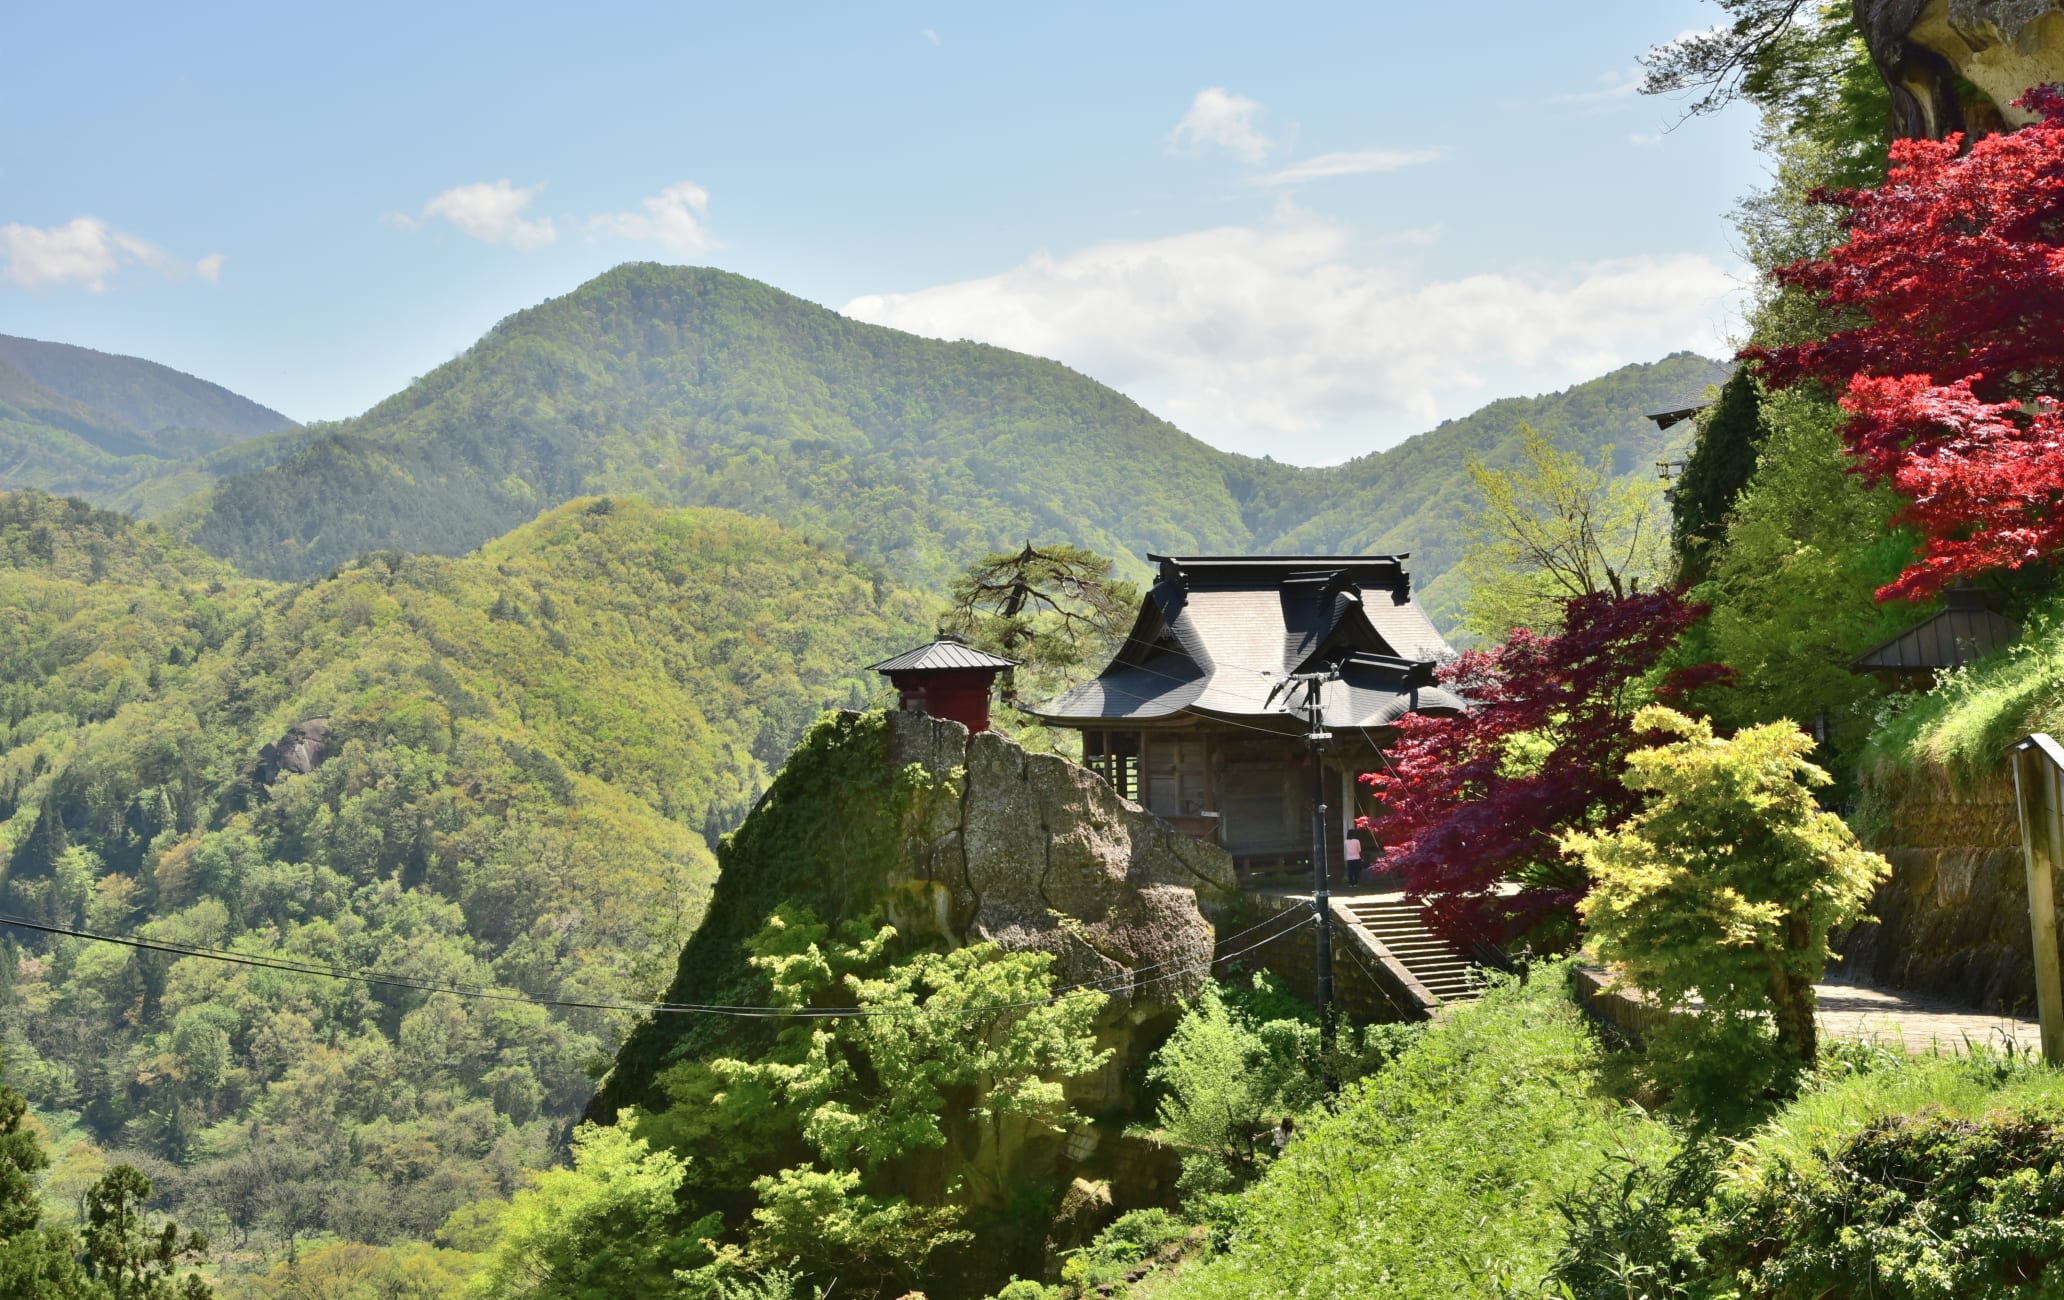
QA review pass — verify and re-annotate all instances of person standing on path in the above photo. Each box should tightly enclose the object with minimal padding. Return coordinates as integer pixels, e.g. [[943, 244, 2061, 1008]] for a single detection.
[[1343, 830, 1366, 887]]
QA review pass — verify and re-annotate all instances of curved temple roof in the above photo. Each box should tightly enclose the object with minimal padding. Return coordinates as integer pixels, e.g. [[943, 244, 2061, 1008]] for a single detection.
[[1032, 554, 1462, 731]]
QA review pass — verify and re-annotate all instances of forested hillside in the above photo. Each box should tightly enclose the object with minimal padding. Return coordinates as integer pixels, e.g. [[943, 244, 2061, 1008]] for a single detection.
[[178, 263, 1722, 618], [0, 335, 301, 513], [0, 490, 925, 1256], [0, 335, 297, 453]]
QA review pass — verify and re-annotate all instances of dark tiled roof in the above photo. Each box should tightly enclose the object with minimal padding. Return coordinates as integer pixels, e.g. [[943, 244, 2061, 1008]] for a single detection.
[[1032, 554, 1460, 730], [869, 639, 1018, 673], [1853, 587, 2020, 673]]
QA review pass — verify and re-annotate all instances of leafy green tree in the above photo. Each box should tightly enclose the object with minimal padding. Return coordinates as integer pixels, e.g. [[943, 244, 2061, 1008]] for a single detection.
[[1456, 426, 1668, 638], [637, 907, 1110, 1295], [1679, 385, 1914, 768], [0, 1080, 94, 1299], [1146, 982, 1313, 1201], [941, 544, 1136, 687], [80, 1166, 211, 1300], [471, 1122, 716, 1300], [939, 542, 1137, 746], [1566, 707, 1889, 1075]]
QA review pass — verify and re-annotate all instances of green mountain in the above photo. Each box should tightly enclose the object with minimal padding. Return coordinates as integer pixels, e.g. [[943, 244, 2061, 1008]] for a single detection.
[[181, 264, 1727, 614], [0, 335, 297, 455], [0, 335, 303, 513], [0, 490, 925, 1249]]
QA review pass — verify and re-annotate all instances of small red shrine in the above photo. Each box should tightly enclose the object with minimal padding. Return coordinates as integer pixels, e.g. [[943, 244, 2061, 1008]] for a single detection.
[[869, 637, 1017, 734]]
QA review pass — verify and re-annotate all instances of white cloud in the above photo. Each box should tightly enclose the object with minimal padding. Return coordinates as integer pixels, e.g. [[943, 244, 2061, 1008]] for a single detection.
[[410, 180, 557, 249], [1255, 148, 1443, 186], [1630, 131, 1664, 147], [1168, 87, 1273, 163], [844, 212, 1738, 463], [1551, 68, 1644, 106], [922, 27, 941, 45], [591, 182, 716, 255], [2, 216, 222, 291]]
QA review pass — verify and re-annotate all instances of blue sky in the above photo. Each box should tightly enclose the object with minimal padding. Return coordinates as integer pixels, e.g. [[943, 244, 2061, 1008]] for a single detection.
[[2, 2, 1760, 464]]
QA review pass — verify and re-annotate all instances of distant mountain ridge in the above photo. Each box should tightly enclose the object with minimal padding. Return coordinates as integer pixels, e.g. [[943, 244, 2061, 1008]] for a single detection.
[[0, 333, 302, 513], [0, 333, 296, 454], [168, 264, 1724, 625]]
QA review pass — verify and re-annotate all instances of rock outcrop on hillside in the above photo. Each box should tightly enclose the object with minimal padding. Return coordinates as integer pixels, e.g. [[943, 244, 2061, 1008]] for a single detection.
[[1860, 0, 2064, 136], [595, 708, 1238, 1120]]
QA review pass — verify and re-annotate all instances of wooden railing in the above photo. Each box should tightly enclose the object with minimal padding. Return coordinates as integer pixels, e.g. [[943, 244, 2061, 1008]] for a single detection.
[[2010, 733, 2064, 1064]]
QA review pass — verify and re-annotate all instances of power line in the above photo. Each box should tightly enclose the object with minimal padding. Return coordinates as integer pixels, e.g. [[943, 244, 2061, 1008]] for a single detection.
[[0, 909, 1313, 1022]]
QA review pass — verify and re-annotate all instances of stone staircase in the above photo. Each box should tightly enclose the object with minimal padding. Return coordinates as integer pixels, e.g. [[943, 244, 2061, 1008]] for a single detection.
[[1338, 894, 1483, 1007]]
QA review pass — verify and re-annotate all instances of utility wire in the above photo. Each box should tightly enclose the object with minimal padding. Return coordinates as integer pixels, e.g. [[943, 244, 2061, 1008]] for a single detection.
[[0, 909, 1314, 1022]]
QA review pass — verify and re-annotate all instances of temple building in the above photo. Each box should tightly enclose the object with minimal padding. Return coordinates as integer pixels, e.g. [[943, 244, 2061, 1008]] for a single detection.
[[1030, 554, 1462, 872]]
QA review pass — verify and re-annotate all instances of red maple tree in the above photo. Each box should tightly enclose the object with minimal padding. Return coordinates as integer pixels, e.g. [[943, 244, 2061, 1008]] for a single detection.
[[1359, 589, 1711, 946], [1750, 86, 2064, 601]]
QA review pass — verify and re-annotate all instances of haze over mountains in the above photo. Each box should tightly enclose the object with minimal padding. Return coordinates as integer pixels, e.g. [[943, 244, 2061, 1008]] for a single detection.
[[1, 263, 1726, 625]]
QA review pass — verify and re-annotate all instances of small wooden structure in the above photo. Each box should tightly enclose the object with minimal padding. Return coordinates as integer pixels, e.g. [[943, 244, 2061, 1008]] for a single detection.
[[1853, 585, 2021, 689], [1029, 555, 1461, 872], [870, 637, 1016, 734]]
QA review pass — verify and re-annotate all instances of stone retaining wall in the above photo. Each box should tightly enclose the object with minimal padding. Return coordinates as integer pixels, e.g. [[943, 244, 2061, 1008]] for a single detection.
[[1844, 758, 2050, 1014]]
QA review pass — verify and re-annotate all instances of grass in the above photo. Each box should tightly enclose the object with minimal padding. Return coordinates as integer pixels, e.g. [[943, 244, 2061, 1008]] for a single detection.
[[1152, 968, 2064, 1299], [1735, 1038, 2063, 1174], [1158, 962, 1676, 1300], [1865, 595, 2064, 779]]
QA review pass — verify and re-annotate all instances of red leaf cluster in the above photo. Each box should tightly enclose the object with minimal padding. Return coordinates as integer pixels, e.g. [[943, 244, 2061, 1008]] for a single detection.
[[1359, 589, 1707, 947], [1748, 88, 2064, 601]]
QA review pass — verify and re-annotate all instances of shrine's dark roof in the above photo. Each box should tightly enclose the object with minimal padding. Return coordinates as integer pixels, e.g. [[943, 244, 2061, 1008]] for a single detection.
[[1031, 554, 1461, 731], [1852, 587, 2021, 675], [869, 638, 1017, 674]]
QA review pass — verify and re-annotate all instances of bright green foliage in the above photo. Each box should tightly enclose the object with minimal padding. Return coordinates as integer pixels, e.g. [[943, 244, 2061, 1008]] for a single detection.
[[1676, 386, 1915, 771], [1456, 425, 1669, 638], [1551, 1044, 2064, 1298], [642, 909, 1108, 1291], [471, 1121, 715, 1300], [1146, 973, 1421, 1208], [1057, 1209, 1188, 1293], [1704, 1106, 2064, 1298], [1669, 370, 1762, 584], [1866, 595, 2064, 779], [1147, 981, 1320, 1202], [225, 1239, 481, 1299], [0, 492, 925, 1262], [745, 1166, 968, 1294], [1569, 708, 1889, 1091], [1159, 966, 1674, 1300]]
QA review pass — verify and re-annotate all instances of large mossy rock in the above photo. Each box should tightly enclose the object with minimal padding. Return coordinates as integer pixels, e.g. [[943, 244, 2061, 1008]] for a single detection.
[[593, 708, 1237, 1121], [1859, 0, 2064, 137]]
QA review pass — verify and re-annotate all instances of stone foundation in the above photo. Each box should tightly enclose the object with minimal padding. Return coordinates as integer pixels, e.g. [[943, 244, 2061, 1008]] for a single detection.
[[1844, 758, 2049, 1014]]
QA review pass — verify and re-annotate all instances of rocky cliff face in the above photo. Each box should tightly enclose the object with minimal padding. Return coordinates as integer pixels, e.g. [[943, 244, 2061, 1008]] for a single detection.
[[1859, 0, 2064, 136], [596, 708, 1238, 1120]]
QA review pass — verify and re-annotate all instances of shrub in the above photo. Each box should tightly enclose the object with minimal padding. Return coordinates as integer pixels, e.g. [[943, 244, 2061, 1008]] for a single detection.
[[1704, 1106, 2064, 1297], [1568, 706, 1889, 1111]]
